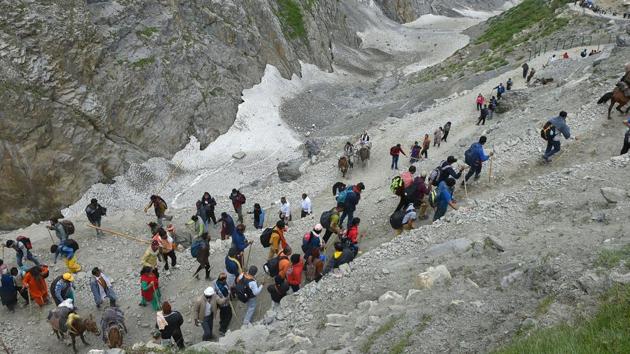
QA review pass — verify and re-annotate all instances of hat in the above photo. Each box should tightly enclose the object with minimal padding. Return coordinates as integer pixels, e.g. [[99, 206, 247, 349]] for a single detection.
[[204, 287, 215, 297], [63, 273, 74, 282], [447, 156, 457, 164], [314, 223, 323, 232], [166, 224, 175, 232]]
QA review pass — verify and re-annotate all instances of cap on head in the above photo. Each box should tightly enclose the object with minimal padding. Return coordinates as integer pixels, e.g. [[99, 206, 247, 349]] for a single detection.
[[447, 156, 457, 164], [63, 273, 74, 282], [204, 287, 215, 297], [314, 223, 323, 232]]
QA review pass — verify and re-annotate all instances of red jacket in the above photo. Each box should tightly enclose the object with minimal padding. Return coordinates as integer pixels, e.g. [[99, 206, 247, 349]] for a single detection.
[[390, 146, 406, 156], [346, 225, 359, 244], [286, 258, 304, 286]]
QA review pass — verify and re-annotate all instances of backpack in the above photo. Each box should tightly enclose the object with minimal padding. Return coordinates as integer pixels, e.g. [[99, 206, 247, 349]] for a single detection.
[[540, 121, 556, 141], [428, 189, 440, 208], [390, 176, 404, 195], [320, 209, 335, 229], [260, 228, 273, 248], [190, 239, 204, 257], [335, 186, 353, 204], [389, 210, 406, 229], [464, 145, 477, 166], [237, 193, 246, 205], [302, 232, 319, 254], [65, 239, 79, 251], [16, 236, 32, 250], [60, 220, 75, 236], [428, 161, 446, 186], [263, 256, 287, 277], [235, 277, 254, 303]]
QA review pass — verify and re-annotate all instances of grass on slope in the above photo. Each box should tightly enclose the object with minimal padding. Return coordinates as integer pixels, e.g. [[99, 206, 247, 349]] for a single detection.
[[494, 284, 630, 354], [475, 0, 571, 48], [276, 0, 307, 39], [595, 244, 630, 269]]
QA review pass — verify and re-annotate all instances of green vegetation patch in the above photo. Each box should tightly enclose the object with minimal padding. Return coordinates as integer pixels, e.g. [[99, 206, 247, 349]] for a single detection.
[[494, 284, 630, 354], [136, 26, 159, 38], [131, 56, 155, 69], [361, 315, 401, 353], [595, 244, 630, 269], [276, 0, 307, 39], [475, 0, 571, 48]]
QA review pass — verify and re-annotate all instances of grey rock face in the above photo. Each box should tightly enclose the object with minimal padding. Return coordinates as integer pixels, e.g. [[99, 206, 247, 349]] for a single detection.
[[617, 34, 630, 47], [373, 0, 507, 23], [277, 158, 305, 182], [600, 187, 628, 203], [0, 0, 359, 228], [494, 90, 530, 114]]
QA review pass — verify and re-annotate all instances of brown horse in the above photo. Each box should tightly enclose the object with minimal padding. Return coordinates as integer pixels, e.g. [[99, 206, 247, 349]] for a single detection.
[[358, 146, 370, 167], [48, 309, 100, 353], [338, 156, 349, 178], [598, 87, 630, 119], [102, 307, 127, 348]]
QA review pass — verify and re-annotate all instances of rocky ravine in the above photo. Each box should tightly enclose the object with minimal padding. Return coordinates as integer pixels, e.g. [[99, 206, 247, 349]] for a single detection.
[[0, 0, 359, 229]]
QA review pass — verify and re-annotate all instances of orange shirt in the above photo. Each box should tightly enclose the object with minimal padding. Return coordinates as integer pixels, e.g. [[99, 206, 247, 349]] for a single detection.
[[23, 272, 48, 305]]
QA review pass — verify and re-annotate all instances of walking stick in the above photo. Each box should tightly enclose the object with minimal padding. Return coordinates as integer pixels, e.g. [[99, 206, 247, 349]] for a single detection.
[[463, 178, 469, 199], [27, 289, 33, 315], [245, 243, 253, 269], [47, 229, 55, 244], [488, 156, 494, 183]]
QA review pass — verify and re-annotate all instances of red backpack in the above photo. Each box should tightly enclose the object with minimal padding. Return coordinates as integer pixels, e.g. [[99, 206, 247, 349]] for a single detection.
[[16, 236, 32, 249]]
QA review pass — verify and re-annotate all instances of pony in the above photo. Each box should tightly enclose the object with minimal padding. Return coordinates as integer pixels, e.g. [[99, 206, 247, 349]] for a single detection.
[[598, 87, 630, 119], [102, 307, 127, 348], [358, 146, 370, 167], [338, 156, 349, 178], [48, 308, 100, 353]]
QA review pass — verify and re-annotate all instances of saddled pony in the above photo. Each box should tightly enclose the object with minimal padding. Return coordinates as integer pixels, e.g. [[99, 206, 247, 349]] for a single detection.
[[598, 87, 630, 119], [338, 156, 349, 178], [102, 307, 128, 348], [48, 308, 100, 353], [358, 146, 370, 167]]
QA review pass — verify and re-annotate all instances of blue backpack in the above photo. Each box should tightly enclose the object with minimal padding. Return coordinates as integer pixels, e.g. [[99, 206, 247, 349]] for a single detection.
[[190, 239, 205, 257], [464, 144, 478, 166], [336, 186, 353, 204]]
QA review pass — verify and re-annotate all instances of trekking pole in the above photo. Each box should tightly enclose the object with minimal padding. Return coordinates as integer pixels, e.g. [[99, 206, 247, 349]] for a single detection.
[[488, 156, 494, 183], [27, 289, 33, 315], [463, 178, 469, 199], [47, 229, 55, 244], [245, 243, 253, 269]]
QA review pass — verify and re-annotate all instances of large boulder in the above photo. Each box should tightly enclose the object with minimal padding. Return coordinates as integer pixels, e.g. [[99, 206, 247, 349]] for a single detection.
[[617, 34, 630, 47], [494, 90, 529, 114], [416, 265, 451, 289], [277, 158, 305, 182], [600, 187, 628, 203]]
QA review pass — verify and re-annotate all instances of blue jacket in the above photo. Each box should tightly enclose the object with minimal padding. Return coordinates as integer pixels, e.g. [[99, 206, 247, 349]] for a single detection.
[[437, 181, 453, 209], [54, 280, 73, 303], [54, 245, 75, 263], [471, 143, 490, 164], [89, 274, 117, 306], [495, 85, 505, 94], [231, 229, 248, 253], [225, 256, 240, 277], [343, 190, 360, 212], [222, 215, 235, 235], [548, 116, 571, 141]]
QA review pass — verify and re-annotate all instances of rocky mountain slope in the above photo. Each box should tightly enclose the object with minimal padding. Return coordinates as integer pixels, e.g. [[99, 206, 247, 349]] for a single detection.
[[373, 0, 512, 23], [0, 0, 358, 229]]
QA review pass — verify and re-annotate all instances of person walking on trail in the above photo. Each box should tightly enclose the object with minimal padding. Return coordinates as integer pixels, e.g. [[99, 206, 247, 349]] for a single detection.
[[276, 247, 293, 280], [6, 238, 40, 270], [339, 182, 365, 229], [522, 63, 529, 79], [146, 195, 172, 227], [188, 215, 205, 240], [300, 193, 312, 218], [433, 179, 458, 221], [52, 272, 75, 306], [194, 286, 228, 341], [396, 166, 416, 212], [85, 198, 106, 237], [476, 93, 485, 110], [153, 228, 178, 272], [193, 233, 211, 280], [344, 141, 355, 168], [219, 212, 235, 241], [51, 240, 81, 273], [302, 224, 323, 259], [488, 97, 497, 120], [267, 275, 290, 311], [542, 111, 575, 163], [442, 122, 452, 143], [434, 156, 467, 186], [225, 247, 242, 291], [506, 78, 513, 91], [345, 217, 364, 257], [229, 189, 246, 224], [421, 134, 431, 159], [238, 266, 263, 326], [279, 197, 291, 224], [200, 192, 218, 225], [477, 104, 489, 126], [463, 136, 494, 184], [409, 141, 421, 164], [0, 268, 19, 311], [322, 205, 343, 245], [360, 130, 370, 144], [23, 265, 49, 306], [433, 127, 443, 148], [390, 144, 406, 170], [142, 240, 162, 277], [232, 224, 252, 266], [407, 172, 431, 220], [196, 201, 211, 233], [248, 203, 265, 229], [47, 218, 68, 243], [90, 267, 117, 308], [527, 68, 536, 83], [157, 301, 185, 349], [286, 254, 304, 292], [620, 117, 630, 155], [139, 266, 161, 310], [268, 220, 288, 260], [213, 273, 232, 336], [494, 83, 506, 100]]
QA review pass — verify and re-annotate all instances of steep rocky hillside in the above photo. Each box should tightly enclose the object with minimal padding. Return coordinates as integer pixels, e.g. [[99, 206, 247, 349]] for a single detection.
[[373, 0, 510, 23], [0, 0, 358, 229]]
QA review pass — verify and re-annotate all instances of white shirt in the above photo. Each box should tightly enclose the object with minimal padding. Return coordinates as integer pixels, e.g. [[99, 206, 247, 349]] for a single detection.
[[280, 202, 291, 218], [237, 274, 263, 296], [204, 301, 212, 317], [402, 205, 417, 225], [301, 197, 312, 213]]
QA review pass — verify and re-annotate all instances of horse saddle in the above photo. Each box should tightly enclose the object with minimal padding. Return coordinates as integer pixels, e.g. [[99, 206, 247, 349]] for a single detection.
[[48, 307, 72, 333]]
